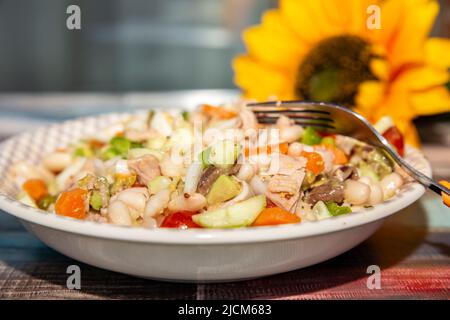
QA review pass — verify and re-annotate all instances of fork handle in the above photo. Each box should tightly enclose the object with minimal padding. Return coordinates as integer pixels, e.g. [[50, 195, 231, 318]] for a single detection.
[[385, 148, 450, 205]]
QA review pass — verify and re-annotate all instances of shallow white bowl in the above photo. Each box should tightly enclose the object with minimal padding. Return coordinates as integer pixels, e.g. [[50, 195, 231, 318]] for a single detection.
[[0, 112, 431, 282]]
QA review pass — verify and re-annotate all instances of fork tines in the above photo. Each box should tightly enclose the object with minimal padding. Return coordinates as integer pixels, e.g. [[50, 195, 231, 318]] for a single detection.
[[248, 104, 336, 130]]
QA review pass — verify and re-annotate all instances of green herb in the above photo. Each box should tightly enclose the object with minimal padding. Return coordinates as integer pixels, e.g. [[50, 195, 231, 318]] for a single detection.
[[301, 126, 322, 145], [325, 202, 352, 216], [181, 110, 190, 121]]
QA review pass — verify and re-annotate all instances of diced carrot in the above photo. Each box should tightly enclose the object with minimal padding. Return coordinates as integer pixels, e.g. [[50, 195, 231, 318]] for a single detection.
[[321, 144, 348, 165], [252, 207, 301, 226], [22, 179, 48, 201], [201, 104, 237, 119], [439, 180, 450, 207], [55, 188, 87, 220], [279, 143, 289, 155], [300, 151, 325, 175]]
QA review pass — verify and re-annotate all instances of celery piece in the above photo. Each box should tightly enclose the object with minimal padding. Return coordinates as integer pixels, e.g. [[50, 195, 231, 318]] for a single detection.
[[301, 127, 322, 145], [325, 202, 352, 216], [38, 194, 56, 210], [110, 136, 131, 155], [90, 190, 103, 211]]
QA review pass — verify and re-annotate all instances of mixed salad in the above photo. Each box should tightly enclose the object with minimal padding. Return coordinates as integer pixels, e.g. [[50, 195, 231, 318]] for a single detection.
[[11, 103, 408, 229]]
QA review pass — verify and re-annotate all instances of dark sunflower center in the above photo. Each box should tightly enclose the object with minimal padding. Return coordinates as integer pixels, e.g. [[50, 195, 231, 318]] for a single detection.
[[295, 35, 377, 106]]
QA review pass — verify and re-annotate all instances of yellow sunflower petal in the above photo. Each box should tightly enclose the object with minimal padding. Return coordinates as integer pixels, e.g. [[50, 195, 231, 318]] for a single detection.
[[389, 0, 439, 69], [392, 66, 449, 92], [232, 55, 295, 101], [340, 0, 378, 36], [370, 59, 389, 81], [243, 10, 308, 70], [279, 0, 327, 44], [368, 0, 403, 47], [355, 81, 385, 118], [410, 86, 450, 116], [425, 38, 450, 69]]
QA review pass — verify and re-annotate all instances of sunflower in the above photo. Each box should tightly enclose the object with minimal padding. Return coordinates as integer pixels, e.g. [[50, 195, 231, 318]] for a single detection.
[[233, 0, 450, 146]]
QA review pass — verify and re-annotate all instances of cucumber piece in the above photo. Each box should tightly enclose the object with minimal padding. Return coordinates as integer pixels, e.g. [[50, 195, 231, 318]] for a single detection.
[[358, 162, 380, 182], [312, 201, 332, 220], [192, 195, 266, 228], [206, 175, 241, 205], [208, 140, 239, 168], [199, 147, 212, 167], [17, 192, 37, 208]]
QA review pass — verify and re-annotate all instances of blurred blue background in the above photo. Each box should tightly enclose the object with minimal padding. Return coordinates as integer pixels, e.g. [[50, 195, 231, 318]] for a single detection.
[[0, 0, 276, 92]]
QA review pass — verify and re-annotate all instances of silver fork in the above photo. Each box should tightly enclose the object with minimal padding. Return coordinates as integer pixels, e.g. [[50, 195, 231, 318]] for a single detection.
[[248, 100, 450, 199]]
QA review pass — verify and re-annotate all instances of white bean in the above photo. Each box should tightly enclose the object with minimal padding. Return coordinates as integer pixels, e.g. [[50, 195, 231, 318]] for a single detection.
[[280, 125, 303, 143], [114, 188, 149, 219], [108, 200, 132, 226], [368, 182, 384, 205], [144, 189, 171, 218], [168, 193, 206, 212], [43, 151, 72, 173], [236, 163, 256, 181], [276, 115, 293, 128], [160, 155, 184, 177], [344, 180, 370, 205], [288, 142, 303, 157], [380, 172, 403, 200]]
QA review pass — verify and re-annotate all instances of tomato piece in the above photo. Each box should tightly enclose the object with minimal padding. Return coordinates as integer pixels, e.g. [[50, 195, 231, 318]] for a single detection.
[[383, 126, 404, 156], [266, 199, 278, 208], [22, 179, 48, 201], [55, 188, 87, 220], [161, 211, 201, 229], [300, 151, 325, 174]]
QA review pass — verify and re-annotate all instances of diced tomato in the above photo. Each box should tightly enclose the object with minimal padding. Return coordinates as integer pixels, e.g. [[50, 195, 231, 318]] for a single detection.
[[266, 199, 278, 208], [383, 126, 404, 156], [161, 211, 201, 229]]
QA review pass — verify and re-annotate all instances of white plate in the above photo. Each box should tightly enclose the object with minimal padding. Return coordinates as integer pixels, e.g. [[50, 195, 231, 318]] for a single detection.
[[0, 111, 431, 282]]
